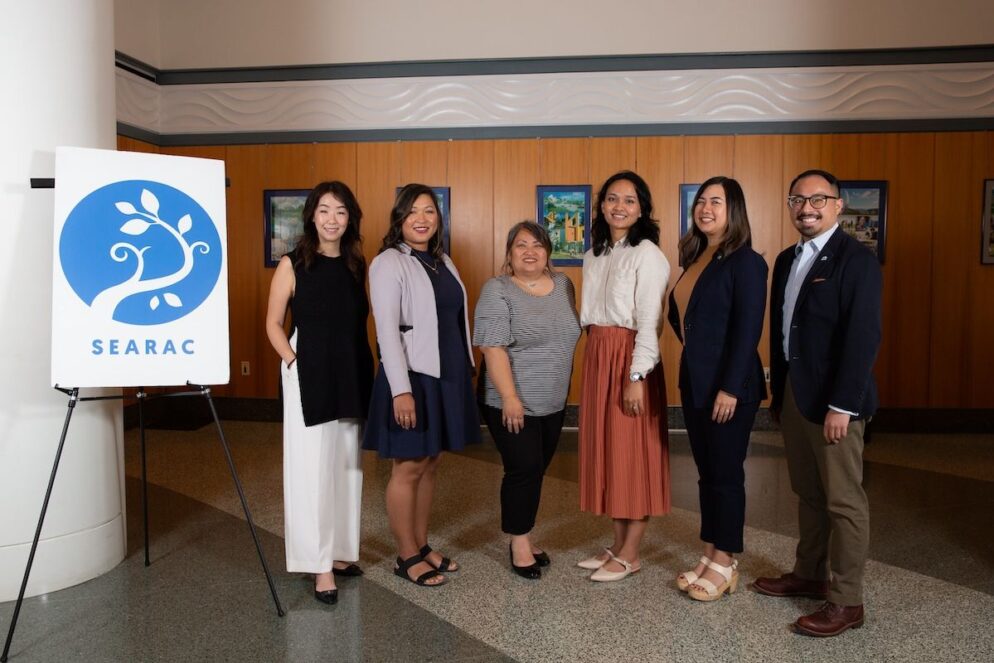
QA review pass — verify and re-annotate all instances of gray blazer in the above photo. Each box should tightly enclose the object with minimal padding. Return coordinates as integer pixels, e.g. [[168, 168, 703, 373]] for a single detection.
[[368, 244, 474, 397]]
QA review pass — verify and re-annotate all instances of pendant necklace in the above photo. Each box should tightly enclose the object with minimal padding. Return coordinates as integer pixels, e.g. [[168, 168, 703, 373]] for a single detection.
[[414, 252, 439, 274], [515, 275, 542, 289]]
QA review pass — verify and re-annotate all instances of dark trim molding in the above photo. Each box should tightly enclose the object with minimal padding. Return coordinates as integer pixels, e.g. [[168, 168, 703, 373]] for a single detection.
[[118, 122, 163, 145], [115, 51, 158, 82], [116, 44, 994, 85], [118, 117, 994, 148]]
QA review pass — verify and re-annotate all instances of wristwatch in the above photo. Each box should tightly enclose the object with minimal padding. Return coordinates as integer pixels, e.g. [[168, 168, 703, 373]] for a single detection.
[[629, 371, 645, 383]]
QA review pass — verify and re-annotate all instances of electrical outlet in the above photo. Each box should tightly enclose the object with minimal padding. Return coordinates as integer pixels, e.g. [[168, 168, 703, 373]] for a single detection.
[[241, 361, 250, 376], [763, 366, 770, 382]]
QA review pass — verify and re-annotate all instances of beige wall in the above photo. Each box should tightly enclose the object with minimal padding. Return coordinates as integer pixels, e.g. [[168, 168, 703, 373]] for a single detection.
[[114, 0, 159, 66], [116, 0, 993, 69]]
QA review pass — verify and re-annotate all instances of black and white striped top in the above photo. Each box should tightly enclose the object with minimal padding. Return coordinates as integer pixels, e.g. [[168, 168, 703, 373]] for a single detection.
[[473, 273, 581, 416]]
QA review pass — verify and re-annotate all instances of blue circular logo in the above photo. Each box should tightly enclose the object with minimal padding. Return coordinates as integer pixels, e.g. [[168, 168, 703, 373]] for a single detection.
[[60, 180, 222, 325]]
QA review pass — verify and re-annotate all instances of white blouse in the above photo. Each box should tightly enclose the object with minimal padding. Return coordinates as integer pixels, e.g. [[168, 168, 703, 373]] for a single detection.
[[580, 238, 670, 376]]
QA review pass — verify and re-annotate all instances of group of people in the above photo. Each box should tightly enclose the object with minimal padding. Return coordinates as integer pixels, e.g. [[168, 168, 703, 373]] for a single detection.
[[266, 167, 881, 638]]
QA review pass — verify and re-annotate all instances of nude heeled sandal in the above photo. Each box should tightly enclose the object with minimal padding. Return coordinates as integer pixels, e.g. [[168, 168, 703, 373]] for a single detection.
[[589, 552, 641, 582], [676, 556, 711, 592], [576, 547, 613, 570], [687, 559, 739, 602]]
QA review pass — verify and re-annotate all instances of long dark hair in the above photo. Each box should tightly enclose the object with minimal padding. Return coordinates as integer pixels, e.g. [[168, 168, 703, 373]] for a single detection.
[[677, 176, 752, 268], [379, 184, 445, 259], [591, 171, 659, 256], [501, 221, 555, 276], [293, 181, 366, 282]]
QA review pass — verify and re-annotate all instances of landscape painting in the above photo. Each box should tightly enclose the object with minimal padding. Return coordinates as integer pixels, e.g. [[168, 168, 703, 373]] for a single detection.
[[839, 181, 888, 263], [536, 185, 592, 266]]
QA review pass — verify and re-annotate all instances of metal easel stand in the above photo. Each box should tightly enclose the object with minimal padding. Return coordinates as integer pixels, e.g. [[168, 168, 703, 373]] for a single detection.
[[136, 383, 284, 615], [2, 383, 283, 662]]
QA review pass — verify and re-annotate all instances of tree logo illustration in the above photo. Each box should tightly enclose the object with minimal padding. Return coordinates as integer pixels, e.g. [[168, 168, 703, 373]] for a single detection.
[[59, 180, 223, 325]]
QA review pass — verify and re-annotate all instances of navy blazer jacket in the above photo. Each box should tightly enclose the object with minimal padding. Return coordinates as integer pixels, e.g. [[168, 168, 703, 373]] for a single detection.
[[769, 229, 882, 423], [667, 246, 768, 409]]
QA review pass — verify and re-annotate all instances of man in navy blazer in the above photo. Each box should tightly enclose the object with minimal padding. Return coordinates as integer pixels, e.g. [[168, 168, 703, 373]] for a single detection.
[[753, 169, 882, 637]]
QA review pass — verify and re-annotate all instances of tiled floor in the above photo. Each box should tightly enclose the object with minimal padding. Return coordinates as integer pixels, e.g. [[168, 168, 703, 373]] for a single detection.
[[2, 423, 993, 662]]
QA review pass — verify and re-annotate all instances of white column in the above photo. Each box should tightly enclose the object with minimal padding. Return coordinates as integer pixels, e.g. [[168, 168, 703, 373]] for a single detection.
[[0, 0, 126, 601]]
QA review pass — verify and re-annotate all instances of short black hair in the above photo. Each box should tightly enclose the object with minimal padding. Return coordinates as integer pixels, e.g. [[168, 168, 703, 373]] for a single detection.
[[789, 169, 840, 196]]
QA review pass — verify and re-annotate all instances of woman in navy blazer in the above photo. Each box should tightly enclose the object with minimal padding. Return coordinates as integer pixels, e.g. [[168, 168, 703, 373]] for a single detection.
[[667, 176, 768, 602]]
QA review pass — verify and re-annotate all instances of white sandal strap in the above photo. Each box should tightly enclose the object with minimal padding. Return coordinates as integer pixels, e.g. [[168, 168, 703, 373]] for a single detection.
[[704, 560, 736, 583], [693, 577, 719, 594], [608, 555, 632, 571]]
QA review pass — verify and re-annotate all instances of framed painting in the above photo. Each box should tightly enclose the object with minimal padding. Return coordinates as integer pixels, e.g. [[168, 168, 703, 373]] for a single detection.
[[838, 180, 888, 263], [263, 189, 308, 268], [679, 183, 700, 238], [536, 185, 592, 266], [982, 179, 994, 265]]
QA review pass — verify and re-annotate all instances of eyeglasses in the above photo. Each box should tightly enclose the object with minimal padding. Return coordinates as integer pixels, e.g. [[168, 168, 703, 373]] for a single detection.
[[786, 194, 839, 209]]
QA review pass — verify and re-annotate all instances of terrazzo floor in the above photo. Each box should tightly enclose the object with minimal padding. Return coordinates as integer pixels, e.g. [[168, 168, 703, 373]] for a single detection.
[[2, 422, 993, 662]]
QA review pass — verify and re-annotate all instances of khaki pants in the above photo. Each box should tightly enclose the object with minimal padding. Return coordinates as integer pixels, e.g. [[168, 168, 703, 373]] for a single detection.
[[781, 381, 869, 606]]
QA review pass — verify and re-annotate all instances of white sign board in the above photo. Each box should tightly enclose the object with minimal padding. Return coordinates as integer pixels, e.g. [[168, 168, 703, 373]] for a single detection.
[[52, 147, 229, 387]]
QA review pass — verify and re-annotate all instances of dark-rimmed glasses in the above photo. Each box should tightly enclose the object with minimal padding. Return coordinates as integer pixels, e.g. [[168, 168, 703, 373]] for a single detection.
[[786, 194, 839, 209]]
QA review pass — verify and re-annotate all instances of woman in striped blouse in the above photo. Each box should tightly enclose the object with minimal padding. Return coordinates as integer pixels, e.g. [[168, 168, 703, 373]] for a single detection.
[[474, 221, 581, 579]]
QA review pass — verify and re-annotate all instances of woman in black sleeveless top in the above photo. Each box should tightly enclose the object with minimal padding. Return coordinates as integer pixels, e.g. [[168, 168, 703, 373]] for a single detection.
[[265, 181, 373, 605]]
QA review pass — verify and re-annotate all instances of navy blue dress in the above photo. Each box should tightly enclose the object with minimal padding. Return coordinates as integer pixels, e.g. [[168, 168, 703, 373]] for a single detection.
[[363, 250, 481, 458]]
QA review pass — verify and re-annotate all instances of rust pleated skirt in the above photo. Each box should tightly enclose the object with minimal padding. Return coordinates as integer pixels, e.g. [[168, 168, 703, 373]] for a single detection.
[[579, 325, 670, 518]]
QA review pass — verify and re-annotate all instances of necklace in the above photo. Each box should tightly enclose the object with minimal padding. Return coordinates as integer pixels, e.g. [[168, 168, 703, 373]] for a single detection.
[[513, 274, 543, 289], [413, 252, 439, 274]]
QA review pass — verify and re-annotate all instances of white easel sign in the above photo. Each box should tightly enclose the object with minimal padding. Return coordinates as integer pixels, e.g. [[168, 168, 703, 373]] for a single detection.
[[51, 147, 230, 387]]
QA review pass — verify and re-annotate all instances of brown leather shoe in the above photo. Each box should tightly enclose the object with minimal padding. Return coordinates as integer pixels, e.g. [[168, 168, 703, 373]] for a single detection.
[[792, 602, 864, 637], [752, 572, 828, 599]]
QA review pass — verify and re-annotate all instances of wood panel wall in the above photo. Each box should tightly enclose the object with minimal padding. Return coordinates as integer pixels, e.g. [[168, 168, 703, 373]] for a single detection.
[[117, 131, 994, 408]]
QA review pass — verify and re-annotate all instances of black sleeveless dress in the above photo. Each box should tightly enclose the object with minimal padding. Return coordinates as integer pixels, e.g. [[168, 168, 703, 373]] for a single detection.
[[289, 250, 374, 426]]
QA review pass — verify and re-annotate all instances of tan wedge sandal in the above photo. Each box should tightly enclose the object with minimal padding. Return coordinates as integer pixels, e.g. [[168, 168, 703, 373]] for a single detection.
[[687, 559, 739, 602], [676, 556, 711, 592]]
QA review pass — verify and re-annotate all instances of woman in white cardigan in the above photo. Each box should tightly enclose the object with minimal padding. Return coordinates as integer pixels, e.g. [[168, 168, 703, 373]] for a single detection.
[[363, 183, 480, 587]]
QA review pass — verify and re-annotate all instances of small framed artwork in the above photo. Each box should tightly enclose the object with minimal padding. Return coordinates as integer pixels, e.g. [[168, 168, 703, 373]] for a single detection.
[[982, 179, 994, 265], [679, 183, 700, 238], [397, 186, 451, 255], [264, 189, 308, 267], [536, 185, 592, 266], [838, 180, 888, 263]]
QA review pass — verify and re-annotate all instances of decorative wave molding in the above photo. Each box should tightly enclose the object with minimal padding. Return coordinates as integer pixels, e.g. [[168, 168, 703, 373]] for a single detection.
[[118, 62, 994, 136], [117, 72, 160, 132]]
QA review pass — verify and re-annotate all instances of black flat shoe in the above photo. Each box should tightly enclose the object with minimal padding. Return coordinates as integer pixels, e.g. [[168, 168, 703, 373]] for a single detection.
[[509, 544, 541, 580], [533, 550, 551, 567], [314, 588, 339, 605], [332, 563, 364, 577]]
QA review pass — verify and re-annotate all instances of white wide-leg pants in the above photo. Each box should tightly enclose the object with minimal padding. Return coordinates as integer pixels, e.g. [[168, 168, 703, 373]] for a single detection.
[[281, 346, 363, 574]]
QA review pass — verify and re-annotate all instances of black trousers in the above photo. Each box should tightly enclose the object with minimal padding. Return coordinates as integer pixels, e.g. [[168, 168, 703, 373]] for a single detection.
[[681, 394, 759, 553], [482, 406, 565, 535]]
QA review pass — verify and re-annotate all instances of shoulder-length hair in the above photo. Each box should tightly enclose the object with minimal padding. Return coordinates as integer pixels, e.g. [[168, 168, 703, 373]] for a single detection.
[[379, 183, 445, 259], [677, 176, 752, 268], [591, 171, 659, 256], [293, 181, 366, 282], [501, 221, 555, 276]]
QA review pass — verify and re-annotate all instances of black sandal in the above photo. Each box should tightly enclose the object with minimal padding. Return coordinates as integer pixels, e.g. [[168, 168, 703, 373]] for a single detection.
[[393, 554, 445, 587], [420, 544, 458, 573]]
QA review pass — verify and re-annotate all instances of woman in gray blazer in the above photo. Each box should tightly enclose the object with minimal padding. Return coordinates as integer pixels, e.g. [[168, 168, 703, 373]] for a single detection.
[[363, 183, 480, 587]]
